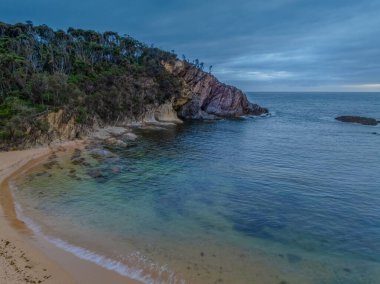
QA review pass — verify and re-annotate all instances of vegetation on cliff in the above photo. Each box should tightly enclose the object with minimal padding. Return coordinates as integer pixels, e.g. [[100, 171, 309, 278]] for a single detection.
[[0, 21, 268, 150], [0, 21, 186, 147]]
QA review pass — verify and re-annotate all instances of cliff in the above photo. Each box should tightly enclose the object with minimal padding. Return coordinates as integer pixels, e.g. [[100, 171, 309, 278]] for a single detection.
[[165, 61, 268, 119]]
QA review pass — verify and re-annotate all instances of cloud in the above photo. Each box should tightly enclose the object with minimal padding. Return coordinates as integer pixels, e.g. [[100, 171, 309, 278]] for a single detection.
[[1, 0, 380, 91], [343, 84, 380, 92], [215, 69, 295, 81]]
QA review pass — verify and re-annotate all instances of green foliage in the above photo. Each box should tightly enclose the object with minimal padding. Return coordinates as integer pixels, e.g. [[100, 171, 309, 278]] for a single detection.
[[0, 97, 30, 118], [0, 106, 12, 118], [0, 130, 11, 140], [75, 107, 87, 124], [0, 21, 184, 147], [36, 120, 49, 133]]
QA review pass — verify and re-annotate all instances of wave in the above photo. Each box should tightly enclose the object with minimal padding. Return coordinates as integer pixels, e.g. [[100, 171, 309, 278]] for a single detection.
[[241, 112, 275, 119], [12, 193, 184, 284]]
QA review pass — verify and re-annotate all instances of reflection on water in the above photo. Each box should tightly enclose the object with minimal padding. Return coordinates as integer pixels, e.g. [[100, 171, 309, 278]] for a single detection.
[[13, 93, 380, 283]]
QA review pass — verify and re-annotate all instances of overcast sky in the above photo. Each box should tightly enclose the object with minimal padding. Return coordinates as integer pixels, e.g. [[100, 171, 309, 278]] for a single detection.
[[1, 0, 380, 92]]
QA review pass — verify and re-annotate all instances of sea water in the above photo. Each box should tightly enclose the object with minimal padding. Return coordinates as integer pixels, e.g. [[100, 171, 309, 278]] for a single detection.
[[13, 93, 380, 283]]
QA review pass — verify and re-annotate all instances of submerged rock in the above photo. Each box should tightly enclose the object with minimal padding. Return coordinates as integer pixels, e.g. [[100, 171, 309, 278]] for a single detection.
[[71, 149, 82, 160], [35, 171, 52, 177], [112, 166, 121, 174], [71, 157, 85, 165], [43, 160, 58, 169], [335, 116, 379, 126], [286, 253, 302, 264], [89, 148, 114, 160], [87, 169, 104, 178]]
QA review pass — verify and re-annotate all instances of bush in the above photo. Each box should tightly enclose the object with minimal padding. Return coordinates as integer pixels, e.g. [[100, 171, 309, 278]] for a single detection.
[[37, 120, 50, 133]]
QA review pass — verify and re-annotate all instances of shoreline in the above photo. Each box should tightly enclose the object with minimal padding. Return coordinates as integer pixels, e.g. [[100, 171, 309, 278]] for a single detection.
[[0, 141, 141, 284]]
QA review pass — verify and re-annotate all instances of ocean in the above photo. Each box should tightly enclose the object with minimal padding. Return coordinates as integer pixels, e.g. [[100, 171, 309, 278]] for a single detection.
[[12, 92, 380, 283]]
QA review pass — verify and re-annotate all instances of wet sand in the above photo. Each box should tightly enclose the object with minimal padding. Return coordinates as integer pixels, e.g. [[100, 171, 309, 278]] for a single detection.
[[0, 142, 141, 284]]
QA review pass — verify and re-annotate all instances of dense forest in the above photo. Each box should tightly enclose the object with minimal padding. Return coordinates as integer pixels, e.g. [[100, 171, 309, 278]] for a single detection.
[[0, 21, 193, 146]]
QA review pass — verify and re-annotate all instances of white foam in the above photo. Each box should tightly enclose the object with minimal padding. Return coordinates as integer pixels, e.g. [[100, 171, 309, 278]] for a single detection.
[[12, 195, 183, 284], [241, 112, 273, 119]]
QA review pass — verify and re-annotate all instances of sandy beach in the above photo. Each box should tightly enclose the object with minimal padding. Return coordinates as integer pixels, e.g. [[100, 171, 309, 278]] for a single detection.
[[0, 142, 140, 284]]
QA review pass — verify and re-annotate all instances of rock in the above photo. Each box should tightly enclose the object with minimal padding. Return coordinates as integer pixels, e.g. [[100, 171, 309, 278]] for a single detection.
[[71, 150, 86, 165], [71, 157, 85, 165], [335, 116, 378, 126], [43, 160, 58, 169], [112, 166, 121, 174], [105, 127, 130, 136], [87, 169, 103, 178], [105, 137, 117, 144], [90, 148, 113, 158], [122, 132, 138, 141], [92, 127, 137, 146], [105, 137, 127, 147], [163, 61, 268, 119], [71, 149, 82, 160], [116, 140, 127, 147], [92, 127, 129, 140]]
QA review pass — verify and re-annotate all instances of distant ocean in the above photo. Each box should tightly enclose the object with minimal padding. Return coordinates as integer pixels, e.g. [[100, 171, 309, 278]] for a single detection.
[[13, 92, 380, 283]]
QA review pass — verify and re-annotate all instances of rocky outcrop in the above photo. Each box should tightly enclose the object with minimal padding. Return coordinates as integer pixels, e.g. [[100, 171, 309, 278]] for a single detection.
[[90, 127, 137, 147], [335, 116, 379, 126], [164, 61, 268, 119], [142, 101, 183, 124], [21, 110, 89, 148], [45, 110, 85, 140]]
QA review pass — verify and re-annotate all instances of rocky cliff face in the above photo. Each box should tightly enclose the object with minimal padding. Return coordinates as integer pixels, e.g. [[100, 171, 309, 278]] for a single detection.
[[32, 110, 90, 147], [45, 110, 84, 140], [164, 61, 268, 119]]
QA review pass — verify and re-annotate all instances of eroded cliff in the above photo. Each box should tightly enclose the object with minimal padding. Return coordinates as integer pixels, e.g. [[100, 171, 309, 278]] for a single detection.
[[164, 61, 268, 119]]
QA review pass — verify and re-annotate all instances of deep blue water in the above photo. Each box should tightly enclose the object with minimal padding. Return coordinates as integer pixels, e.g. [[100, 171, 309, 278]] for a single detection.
[[14, 92, 380, 284]]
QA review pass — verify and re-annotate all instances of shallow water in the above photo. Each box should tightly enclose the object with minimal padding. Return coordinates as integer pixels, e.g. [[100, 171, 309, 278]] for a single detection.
[[13, 92, 380, 283]]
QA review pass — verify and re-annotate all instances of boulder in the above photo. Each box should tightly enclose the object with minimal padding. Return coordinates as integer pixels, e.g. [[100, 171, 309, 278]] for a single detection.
[[335, 116, 379, 126], [122, 132, 138, 141], [105, 137, 127, 147]]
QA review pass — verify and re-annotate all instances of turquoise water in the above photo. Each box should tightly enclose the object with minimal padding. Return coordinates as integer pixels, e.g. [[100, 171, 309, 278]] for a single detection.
[[14, 93, 380, 283]]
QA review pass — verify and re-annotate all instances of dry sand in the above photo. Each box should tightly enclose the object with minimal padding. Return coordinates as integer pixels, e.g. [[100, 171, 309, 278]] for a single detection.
[[0, 142, 141, 284]]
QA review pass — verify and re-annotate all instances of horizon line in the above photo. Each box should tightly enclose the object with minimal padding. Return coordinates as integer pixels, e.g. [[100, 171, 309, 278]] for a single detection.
[[245, 91, 380, 93]]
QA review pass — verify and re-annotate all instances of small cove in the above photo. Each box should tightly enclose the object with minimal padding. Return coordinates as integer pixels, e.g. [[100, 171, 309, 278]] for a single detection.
[[12, 92, 380, 284]]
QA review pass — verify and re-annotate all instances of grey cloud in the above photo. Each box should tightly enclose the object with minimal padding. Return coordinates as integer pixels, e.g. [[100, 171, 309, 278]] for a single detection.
[[1, 0, 380, 91]]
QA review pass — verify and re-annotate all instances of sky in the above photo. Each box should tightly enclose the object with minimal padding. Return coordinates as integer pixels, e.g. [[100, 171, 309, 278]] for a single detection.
[[1, 0, 380, 92]]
